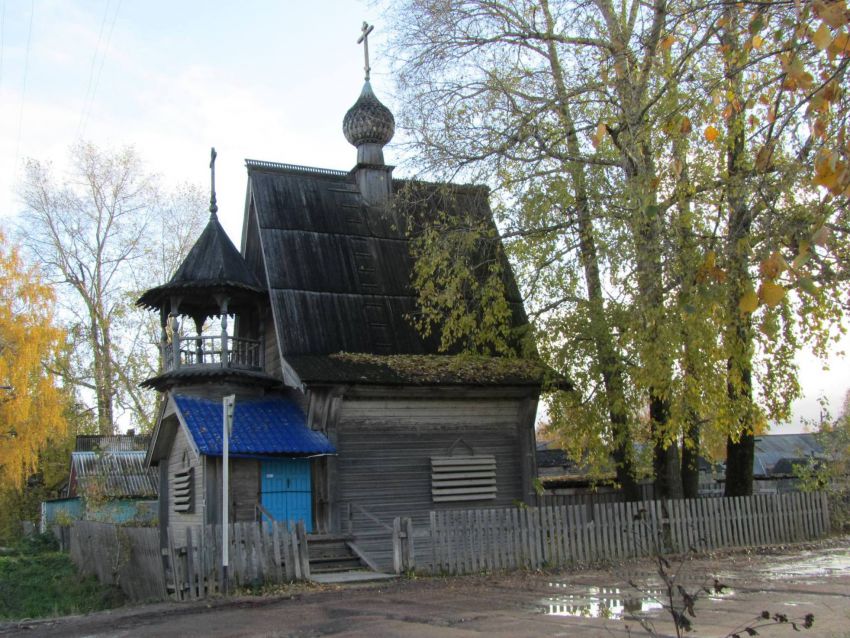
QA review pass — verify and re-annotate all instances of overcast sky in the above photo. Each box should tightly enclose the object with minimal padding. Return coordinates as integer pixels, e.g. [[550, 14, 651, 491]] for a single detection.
[[0, 0, 845, 433]]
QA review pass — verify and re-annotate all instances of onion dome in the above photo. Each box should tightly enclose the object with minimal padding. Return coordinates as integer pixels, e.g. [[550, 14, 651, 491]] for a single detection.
[[343, 81, 395, 149]]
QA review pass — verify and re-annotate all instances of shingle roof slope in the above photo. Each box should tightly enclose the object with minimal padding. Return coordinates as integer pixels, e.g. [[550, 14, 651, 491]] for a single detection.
[[173, 395, 335, 456], [245, 162, 528, 358], [137, 214, 264, 310]]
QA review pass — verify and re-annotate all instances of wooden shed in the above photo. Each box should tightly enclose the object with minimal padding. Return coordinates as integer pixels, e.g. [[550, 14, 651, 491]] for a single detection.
[[141, 78, 545, 569]]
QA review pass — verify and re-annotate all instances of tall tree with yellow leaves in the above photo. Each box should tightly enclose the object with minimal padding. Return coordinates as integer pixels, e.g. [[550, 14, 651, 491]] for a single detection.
[[0, 231, 67, 489]]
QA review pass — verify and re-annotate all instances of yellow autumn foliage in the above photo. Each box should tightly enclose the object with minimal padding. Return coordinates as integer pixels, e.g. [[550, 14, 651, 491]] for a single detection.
[[0, 231, 67, 489], [738, 290, 759, 314], [758, 281, 786, 307]]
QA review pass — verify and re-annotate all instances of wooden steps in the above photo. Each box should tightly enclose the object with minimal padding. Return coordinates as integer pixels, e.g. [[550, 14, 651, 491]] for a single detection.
[[307, 535, 367, 574]]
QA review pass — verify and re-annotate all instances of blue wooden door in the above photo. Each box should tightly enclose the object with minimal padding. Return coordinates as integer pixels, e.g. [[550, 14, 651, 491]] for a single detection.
[[260, 459, 312, 532]]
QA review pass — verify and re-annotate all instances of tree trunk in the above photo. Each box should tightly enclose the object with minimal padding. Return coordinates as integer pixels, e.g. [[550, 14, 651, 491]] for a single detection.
[[542, 0, 639, 499], [631, 151, 683, 500], [576, 199, 641, 501], [681, 411, 701, 498], [721, 4, 755, 497], [595, 0, 682, 499], [672, 116, 701, 500]]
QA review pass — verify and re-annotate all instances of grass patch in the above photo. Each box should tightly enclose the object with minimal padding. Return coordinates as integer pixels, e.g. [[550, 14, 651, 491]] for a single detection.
[[0, 547, 124, 620]]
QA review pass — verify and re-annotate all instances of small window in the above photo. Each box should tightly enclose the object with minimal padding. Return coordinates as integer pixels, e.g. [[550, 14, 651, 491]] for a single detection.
[[431, 455, 497, 502], [173, 467, 194, 513]]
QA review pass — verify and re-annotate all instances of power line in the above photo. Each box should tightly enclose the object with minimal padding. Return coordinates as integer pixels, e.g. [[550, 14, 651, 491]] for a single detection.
[[78, 0, 122, 140], [0, 0, 7, 94], [13, 0, 34, 173], [76, 0, 111, 140]]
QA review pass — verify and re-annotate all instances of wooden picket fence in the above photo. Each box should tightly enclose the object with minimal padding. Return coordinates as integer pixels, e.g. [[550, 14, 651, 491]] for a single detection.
[[166, 520, 311, 601], [426, 492, 830, 575], [69, 520, 311, 601], [70, 521, 167, 601], [71, 492, 831, 597]]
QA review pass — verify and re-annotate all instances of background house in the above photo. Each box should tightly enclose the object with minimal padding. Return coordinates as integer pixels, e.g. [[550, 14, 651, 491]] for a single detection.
[[40, 434, 158, 531]]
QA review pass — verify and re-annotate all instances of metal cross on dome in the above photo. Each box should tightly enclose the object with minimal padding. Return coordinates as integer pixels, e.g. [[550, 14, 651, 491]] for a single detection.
[[209, 147, 218, 217], [358, 22, 374, 82]]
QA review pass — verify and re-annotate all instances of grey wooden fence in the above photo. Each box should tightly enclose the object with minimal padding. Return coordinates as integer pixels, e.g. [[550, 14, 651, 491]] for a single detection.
[[70, 521, 167, 602], [166, 520, 310, 601], [424, 492, 829, 575], [69, 520, 311, 602]]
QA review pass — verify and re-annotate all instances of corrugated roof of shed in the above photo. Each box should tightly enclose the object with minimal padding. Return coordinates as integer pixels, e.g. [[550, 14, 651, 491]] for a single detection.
[[754, 433, 823, 476], [71, 451, 159, 498], [173, 394, 335, 457]]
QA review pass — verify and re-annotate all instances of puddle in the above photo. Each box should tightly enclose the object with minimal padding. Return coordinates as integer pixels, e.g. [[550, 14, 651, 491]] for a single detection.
[[537, 582, 735, 620], [740, 550, 850, 582], [537, 585, 664, 619], [758, 549, 850, 581]]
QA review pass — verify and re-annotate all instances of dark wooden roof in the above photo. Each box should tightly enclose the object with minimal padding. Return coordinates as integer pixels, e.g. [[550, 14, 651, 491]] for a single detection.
[[137, 213, 265, 315], [139, 367, 282, 391], [244, 161, 528, 361], [285, 353, 552, 387]]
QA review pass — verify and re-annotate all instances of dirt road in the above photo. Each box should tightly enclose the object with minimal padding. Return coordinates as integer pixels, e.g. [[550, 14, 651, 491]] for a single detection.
[[3, 538, 849, 637]]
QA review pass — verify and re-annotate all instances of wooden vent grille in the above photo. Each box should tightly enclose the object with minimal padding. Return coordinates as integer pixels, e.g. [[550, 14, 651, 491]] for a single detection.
[[173, 468, 194, 513], [431, 455, 497, 502]]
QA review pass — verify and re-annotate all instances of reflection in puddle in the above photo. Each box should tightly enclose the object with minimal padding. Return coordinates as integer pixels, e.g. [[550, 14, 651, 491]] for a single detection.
[[758, 550, 850, 581], [539, 584, 664, 619]]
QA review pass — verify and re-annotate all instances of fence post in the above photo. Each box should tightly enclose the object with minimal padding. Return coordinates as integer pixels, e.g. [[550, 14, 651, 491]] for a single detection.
[[295, 521, 311, 580], [346, 503, 353, 535], [392, 517, 402, 574], [429, 511, 438, 574], [166, 527, 182, 601], [403, 517, 415, 572], [185, 527, 196, 600]]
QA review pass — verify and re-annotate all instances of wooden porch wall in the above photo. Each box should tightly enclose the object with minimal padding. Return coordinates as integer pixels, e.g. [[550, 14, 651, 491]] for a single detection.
[[166, 425, 204, 540], [334, 396, 530, 570], [419, 492, 830, 575]]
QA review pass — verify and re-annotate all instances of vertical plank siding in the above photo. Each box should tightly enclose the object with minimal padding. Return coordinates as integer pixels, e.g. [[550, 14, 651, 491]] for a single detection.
[[166, 426, 204, 540], [423, 492, 830, 575]]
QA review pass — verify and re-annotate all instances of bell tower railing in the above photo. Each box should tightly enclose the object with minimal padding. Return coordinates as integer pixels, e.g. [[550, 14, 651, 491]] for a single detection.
[[163, 334, 264, 372]]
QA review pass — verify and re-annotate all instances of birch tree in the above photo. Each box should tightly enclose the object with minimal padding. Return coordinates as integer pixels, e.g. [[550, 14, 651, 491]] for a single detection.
[[0, 231, 67, 488], [18, 143, 206, 434]]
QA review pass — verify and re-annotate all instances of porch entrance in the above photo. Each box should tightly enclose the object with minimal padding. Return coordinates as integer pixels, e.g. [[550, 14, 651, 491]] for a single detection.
[[260, 458, 312, 532]]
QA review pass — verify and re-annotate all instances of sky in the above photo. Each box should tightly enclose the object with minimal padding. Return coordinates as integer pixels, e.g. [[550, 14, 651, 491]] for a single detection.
[[0, 0, 846, 433]]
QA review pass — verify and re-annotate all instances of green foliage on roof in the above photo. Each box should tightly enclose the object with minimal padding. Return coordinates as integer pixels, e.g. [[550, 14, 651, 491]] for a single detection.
[[330, 352, 551, 385]]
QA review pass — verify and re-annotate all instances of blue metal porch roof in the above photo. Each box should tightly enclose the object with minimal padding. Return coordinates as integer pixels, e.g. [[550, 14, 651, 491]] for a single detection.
[[173, 395, 335, 457]]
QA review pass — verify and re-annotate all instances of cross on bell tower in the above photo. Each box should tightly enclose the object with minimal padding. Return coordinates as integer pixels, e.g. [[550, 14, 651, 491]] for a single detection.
[[209, 147, 218, 217], [357, 22, 374, 82]]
